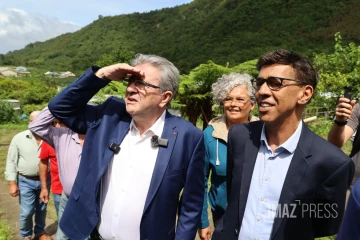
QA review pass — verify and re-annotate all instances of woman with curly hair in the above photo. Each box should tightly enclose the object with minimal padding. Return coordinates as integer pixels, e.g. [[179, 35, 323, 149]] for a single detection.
[[198, 73, 258, 240]]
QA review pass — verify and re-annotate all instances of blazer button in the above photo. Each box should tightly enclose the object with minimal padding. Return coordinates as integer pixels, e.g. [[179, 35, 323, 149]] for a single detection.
[[234, 229, 239, 236]]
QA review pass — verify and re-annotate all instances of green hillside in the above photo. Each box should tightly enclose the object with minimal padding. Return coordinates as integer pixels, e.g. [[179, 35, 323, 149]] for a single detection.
[[1, 0, 360, 74]]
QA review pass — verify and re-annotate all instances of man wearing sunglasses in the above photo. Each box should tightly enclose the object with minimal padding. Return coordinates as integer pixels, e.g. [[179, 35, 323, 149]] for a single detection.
[[47, 54, 205, 240], [213, 49, 354, 240]]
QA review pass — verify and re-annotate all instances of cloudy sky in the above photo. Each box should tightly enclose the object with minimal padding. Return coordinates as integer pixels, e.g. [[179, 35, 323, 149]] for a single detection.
[[0, 0, 193, 54]]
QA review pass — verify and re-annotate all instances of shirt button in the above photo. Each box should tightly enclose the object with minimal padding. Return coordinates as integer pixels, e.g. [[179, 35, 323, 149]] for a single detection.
[[115, 213, 118, 217], [261, 197, 264, 201], [112, 234, 116, 238], [257, 217, 262, 221], [265, 177, 269, 181], [121, 189, 125, 192], [254, 238, 259, 240]]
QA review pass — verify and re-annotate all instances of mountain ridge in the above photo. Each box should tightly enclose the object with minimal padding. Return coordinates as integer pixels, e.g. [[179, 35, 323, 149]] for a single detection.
[[1, 0, 360, 73]]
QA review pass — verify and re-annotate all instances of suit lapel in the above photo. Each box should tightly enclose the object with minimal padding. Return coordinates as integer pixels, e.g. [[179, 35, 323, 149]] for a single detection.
[[98, 116, 131, 179], [270, 123, 312, 239], [143, 112, 177, 213], [238, 123, 262, 224]]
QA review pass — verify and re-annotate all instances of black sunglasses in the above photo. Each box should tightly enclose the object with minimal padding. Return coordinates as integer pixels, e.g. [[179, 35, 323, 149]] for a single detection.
[[251, 76, 308, 91], [123, 76, 160, 90]]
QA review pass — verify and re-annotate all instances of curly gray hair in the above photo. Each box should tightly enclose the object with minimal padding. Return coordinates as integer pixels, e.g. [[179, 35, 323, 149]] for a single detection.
[[212, 73, 255, 106]]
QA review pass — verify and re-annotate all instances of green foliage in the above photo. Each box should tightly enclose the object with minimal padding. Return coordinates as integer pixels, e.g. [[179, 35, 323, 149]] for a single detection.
[[95, 81, 127, 102], [176, 61, 231, 128], [0, 102, 20, 124], [0, 219, 12, 240], [22, 103, 48, 116], [0, 75, 59, 115], [22, 81, 58, 105], [232, 59, 259, 77], [96, 48, 135, 66], [306, 118, 334, 137], [2, 0, 360, 73], [0, 79, 30, 100], [313, 32, 360, 111]]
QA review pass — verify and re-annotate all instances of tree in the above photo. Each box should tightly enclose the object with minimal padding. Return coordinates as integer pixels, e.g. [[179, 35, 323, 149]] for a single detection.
[[0, 101, 19, 124], [175, 61, 230, 129], [312, 32, 360, 112], [96, 48, 135, 67]]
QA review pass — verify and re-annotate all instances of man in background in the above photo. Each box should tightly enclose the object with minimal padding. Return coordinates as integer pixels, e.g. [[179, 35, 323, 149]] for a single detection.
[[30, 107, 85, 240], [38, 119, 64, 217], [328, 98, 358, 186], [5, 111, 52, 240]]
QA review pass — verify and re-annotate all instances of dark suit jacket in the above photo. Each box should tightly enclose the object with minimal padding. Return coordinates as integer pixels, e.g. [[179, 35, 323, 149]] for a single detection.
[[48, 67, 205, 240], [213, 121, 354, 240], [336, 179, 360, 240]]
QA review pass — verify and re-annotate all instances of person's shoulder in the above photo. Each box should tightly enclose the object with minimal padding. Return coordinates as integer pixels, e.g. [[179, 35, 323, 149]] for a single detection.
[[13, 130, 29, 139], [170, 115, 202, 135], [230, 120, 262, 133], [351, 179, 360, 200], [101, 97, 128, 116], [203, 125, 214, 135], [310, 131, 351, 164]]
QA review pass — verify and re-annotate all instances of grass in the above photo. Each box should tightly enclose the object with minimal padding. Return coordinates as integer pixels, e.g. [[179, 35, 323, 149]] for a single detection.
[[0, 220, 12, 240]]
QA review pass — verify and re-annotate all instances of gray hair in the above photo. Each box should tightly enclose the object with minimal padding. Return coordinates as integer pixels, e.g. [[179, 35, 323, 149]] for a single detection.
[[212, 73, 255, 106], [130, 54, 179, 98]]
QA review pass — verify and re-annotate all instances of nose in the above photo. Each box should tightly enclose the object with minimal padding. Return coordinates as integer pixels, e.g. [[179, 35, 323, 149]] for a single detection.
[[257, 81, 271, 95], [230, 99, 237, 106]]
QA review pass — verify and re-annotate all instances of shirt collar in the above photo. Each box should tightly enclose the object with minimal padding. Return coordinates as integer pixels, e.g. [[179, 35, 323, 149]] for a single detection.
[[130, 110, 166, 138], [260, 121, 303, 154]]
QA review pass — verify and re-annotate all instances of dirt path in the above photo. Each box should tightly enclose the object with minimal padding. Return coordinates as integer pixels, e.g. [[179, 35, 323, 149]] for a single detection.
[[0, 179, 57, 240]]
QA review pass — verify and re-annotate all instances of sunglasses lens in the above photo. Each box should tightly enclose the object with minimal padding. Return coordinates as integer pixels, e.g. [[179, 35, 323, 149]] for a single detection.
[[267, 77, 282, 90], [254, 78, 265, 88]]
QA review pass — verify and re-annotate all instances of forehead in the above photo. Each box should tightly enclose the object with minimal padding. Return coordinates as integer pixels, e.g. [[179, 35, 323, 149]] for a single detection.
[[227, 86, 249, 97], [135, 63, 161, 81], [258, 64, 296, 79]]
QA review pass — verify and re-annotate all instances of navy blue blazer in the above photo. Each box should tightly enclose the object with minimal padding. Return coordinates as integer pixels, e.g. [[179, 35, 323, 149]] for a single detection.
[[212, 121, 354, 240], [48, 68, 205, 240], [336, 179, 360, 240]]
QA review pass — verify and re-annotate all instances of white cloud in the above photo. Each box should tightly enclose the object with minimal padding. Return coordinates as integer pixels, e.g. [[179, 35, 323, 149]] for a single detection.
[[0, 8, 81, 54]]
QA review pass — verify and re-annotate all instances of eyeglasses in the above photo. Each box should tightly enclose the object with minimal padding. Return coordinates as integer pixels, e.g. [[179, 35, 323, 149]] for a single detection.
[[223, 97, 250, 106], [251, 76, 308, 91], [124, 76, 160, 90]]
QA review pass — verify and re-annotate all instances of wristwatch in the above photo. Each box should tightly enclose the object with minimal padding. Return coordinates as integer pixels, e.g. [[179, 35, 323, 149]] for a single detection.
[[334, 119, 348, 126]]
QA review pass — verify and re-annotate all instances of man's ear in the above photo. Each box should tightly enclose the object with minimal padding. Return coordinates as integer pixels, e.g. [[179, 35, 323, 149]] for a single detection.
[[298, 85, 313, 105], [159, 91, 173, 108]]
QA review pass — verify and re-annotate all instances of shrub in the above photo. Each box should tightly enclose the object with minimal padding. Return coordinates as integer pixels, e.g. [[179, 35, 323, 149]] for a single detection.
[[0, 102, 19, 124]]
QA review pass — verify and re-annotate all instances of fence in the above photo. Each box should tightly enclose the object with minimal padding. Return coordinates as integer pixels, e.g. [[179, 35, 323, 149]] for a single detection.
[[302, 107, 334, 120]]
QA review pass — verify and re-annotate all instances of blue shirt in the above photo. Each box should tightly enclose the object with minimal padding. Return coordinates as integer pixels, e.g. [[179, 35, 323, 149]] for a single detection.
[[239, 121, 303, 240]]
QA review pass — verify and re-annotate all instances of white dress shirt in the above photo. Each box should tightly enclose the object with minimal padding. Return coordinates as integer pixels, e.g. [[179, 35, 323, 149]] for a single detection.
[[239, 121, 303, 240], [98, 111, 166, 240]]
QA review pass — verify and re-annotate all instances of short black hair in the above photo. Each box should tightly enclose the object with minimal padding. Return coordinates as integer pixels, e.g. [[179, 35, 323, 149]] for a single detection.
[[257, 49, 319, 90]]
